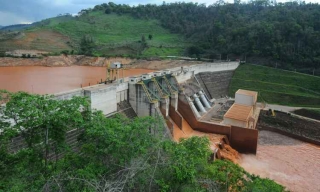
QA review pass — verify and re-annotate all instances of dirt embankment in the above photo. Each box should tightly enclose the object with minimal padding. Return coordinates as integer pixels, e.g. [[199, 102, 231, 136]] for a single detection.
[[258, 110, 320, 143], [0, 55, 134, 67], [0, 55, 205, 69]]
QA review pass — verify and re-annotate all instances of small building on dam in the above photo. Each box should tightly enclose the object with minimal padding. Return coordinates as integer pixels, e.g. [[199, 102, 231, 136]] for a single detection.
[[54, 61, 260, 156]]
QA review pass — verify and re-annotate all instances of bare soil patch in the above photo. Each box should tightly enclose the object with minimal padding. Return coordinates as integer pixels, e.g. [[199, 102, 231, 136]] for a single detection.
[[0, 30, 71, 52]]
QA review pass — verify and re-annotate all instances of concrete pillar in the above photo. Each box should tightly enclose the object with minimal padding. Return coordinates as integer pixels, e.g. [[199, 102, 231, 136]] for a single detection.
[[116, 92, 121, 103], [150, 102, 160, 117], [129, 83, 160, 117], [193, 93, 206, 113], [199, 91, 211, 108], [187, 97, 201, 118], [170, 92, 178, 110], [160, 97, 169, 117]]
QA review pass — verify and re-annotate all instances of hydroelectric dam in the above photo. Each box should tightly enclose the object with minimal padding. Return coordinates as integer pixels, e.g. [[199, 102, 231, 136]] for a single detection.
[[54, 62, 259, 157]]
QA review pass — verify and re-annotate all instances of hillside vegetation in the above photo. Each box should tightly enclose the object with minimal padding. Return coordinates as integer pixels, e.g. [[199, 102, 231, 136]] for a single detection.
[[1, 1, 319, 73], [0, 13, 187, 57], [229, 64, 320, 107]]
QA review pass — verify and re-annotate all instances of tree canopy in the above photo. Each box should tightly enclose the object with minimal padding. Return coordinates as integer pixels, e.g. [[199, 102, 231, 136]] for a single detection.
[[84, 1, 320, 74]]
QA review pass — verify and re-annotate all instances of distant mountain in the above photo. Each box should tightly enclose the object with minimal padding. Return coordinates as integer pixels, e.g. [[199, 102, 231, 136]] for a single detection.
[[0, 24, 32, 31]]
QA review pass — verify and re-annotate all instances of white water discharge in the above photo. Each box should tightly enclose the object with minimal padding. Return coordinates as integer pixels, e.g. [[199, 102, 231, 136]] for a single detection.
[[240, 130, 320, 192]]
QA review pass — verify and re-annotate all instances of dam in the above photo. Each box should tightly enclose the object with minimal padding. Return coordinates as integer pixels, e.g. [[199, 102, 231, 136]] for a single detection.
[[4, 61, 320, 191], [53, 61, 259, 156]]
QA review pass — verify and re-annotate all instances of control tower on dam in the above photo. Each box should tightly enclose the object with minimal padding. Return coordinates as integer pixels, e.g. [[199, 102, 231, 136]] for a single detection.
[[54, 61, 259, 155]]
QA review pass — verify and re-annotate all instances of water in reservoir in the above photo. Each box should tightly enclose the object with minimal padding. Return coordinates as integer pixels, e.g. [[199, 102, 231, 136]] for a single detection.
[[0, 66, 153, 94], [240, 130, 320, 192]]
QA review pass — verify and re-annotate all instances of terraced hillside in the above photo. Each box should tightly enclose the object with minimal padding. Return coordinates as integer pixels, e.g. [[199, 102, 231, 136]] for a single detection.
[[229, 64, 320, 107], [0, 12, 188, 56]]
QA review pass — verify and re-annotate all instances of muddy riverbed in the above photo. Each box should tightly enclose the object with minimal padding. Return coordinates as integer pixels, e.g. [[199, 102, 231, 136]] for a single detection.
[[240, 130, 320, 192]]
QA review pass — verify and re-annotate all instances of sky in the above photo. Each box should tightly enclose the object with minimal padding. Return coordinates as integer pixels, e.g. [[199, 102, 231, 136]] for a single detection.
[[0, 0, 319, 26]]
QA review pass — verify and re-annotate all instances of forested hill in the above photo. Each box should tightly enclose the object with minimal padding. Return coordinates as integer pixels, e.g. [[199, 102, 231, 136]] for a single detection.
[[1, 2, 320, 74], [90, 1, 320, 74]]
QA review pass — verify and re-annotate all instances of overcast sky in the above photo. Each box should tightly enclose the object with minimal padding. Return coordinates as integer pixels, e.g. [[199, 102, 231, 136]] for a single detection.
[[0, 0, 319, 26]]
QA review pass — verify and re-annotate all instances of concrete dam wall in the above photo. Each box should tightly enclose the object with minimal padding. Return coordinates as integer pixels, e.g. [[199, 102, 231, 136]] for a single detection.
[[52, 62, 259, 154], [196, 70, 234, 99], [8, 61, 259, 155], [52, 62, 239, 117]]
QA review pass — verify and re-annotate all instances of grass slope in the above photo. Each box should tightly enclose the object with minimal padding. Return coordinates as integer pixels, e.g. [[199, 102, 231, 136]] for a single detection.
[[229, 64, 320, 107], [0, 12, 188, 56]]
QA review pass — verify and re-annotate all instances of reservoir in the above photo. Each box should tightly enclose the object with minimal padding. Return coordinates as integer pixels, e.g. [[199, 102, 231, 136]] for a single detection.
[[0, 66, 153, 94]]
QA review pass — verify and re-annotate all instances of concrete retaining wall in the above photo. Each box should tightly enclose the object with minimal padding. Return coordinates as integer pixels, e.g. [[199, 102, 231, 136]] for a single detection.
[[9, 128, 82, 157], [54, 83, 129, 115], [230, 126, 258, 154], [173, 62, 239, 84], [84, 85, 117, 115]]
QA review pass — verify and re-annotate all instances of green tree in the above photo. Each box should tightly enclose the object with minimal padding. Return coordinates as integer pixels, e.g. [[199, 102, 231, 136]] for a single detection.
[[79, 35, 96, 56], [1, 91, 89, 172], [105, 6, 112, 14]]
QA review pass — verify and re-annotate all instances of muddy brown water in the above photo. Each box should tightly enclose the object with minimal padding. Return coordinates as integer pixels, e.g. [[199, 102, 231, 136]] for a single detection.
[[0, 66, 153, 94], [240, 130, 320, 192], [172, 119, 239, 162]]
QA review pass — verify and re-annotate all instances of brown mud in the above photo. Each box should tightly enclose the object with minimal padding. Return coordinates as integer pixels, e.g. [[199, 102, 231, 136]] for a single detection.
[[240, 130, 320, 192]]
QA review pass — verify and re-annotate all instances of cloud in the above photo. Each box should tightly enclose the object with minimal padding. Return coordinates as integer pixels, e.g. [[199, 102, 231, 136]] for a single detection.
[[0, 11, 33, 26], [0, 0, 319, 26]]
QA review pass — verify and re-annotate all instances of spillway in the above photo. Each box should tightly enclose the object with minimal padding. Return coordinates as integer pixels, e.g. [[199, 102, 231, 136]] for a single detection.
[[172, 118, 240, 163]]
